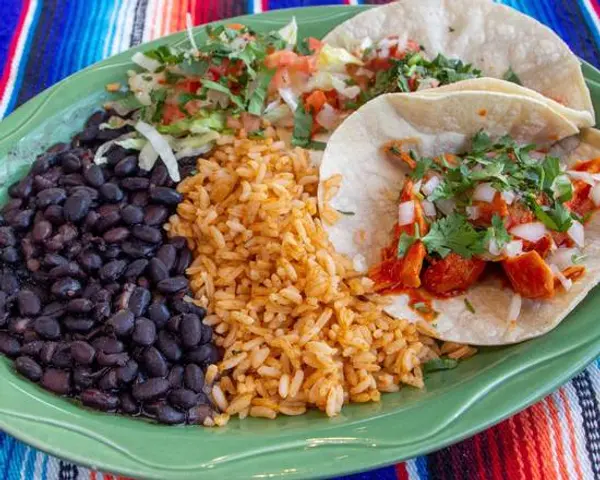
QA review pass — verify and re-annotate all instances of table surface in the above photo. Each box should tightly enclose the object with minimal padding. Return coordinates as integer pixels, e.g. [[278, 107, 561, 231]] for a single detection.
[[1, 0, 600, 479]]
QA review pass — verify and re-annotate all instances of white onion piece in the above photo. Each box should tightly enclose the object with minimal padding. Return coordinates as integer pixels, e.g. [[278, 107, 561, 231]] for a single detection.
[[567, 220, 585, 247], [502, 190, 516, 205], [315, 104, 339, 130], [421, 200, 436, 217], [590, 182, 600, 207], [566, 170, 600, 186], [135, 121, 180, 181], [377, 37, 399, 49], [548, 247, 580, 271], [473, 183, 496, 203], [352, 254, 368, 274], [340, 85, 361, 99], [488, 239, 501, 256], [435, 199, 456, 216], [398, 201, 415, 226], [412, 180, 422, 196], [507, 293, 522, 323], [131, 52, 161, 73], [503, 240, 523, 258], [466, 206, 480, 221], [550, 264, 572, 291], [378, 46, 390, 59], [355, 67, 374, 79], [278, 87, 299, 112], [422, 176, 441, 196], [510, 222, 548, 242]]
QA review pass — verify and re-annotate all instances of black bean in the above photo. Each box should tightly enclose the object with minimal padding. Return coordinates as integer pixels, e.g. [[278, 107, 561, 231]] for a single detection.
[[148, 303, 170, 328], [119, 392, 139, 414], [97, 351, 129, 367], [61, 153, 82, 172], [116, 359, 138, 384], [106, 146, 128, 165], [107, 309, 134, 337], [156, 245, 177, 271], [156, 404, 186, 425], [103, 227, 130, 243], [57, 224, 78, 243], [128, 287, 151, 316], [143, 205, 168, 226], [71, 341, 96, 365], [168, 388, 198, 410], [124, 259, 148, 278], [150, 164, 169, 186], [132, 318, 156, 346], [17, 290, 41, 316], [131, 377, 170, 401], [92, 337, 124, 354], [114, 156, 138, 177], [80, 125, 99, 142], [49, 262, 83, 279], [30, 155, 54, 175], [8, 317, 32, 335], [81, 389, 119, 411], [51, 344, 72, 368], [200, 324, 213, 345], [97, 369, 119, 390], [63, 193, 92, 223], [11, 209, 34, 229], [131, 225, 161, 244], [99, 183, 124, 203], [174, 248, 192, 275], [70, 186, 98, 201], [43, 253, 67, 268], [42, 301, 66, 317], [44, 205, 64, 225], [99, 259, 127, 282], [1, 247, 19, 263], [39, 342, 59, 364], [0, 270, 19, 294], [78, 251, 103, 272], [36, 188, 66, 208], [186, 344, 219, 366], [41, 368, 71, 395], [143, 346, 168, 377], [67, 298, 93, 313], [157, 331, 182, 362], [167, 365, 184, 388], [51, 277, 81, 298], [34, 317, 61, 339], [179, 314, 203, 348], [130, 191, 149, 207], [0, 226, 16, 247], [122, 240, 155, 258], [83, 165, 104, 187], [0, 332, 21, 357], [187, 404, 212, 425], [31, 219, 52, 242], [73, 367, 96, 389], [167, 314, 182, 333], [148, 258, 169, 283], [61, 173, 85, 187], [120, 177, 149, 191], [169, 236, 187, 249], [15, 356, 43, 381], [34, 174, 55, 190], [9, 177, 33, 199], [120, 205, 143, 226], [20, 340, 44, 357], [184, 364, 205, 393], [157, 276, 188, 294], [150, 187, 182, 205]]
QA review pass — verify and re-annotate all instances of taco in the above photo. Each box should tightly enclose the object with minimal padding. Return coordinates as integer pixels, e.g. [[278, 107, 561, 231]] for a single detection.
[[318, 91, 600, 345], [323, 0, 594, 126]]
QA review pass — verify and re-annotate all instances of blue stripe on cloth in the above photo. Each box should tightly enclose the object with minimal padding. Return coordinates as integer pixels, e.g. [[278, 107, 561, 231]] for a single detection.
[[6, 438, 27, 480], [269, 0, 346, 8], [1, 434, 16, 480], [572, 370, 600, 478], [23, 446, 36, 480], [0, 2, 23, 67], [415, 456, 429, 479], [337, 465, 398, 480], [577, 0, 600, 51], [57, 0, 84, 81]]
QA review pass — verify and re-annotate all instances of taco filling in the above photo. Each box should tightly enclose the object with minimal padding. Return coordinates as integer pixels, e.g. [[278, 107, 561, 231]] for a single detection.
[[370, 131, 598, 319]]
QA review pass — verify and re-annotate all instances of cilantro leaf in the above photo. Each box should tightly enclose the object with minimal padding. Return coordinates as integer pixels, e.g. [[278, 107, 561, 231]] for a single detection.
[[471, 131, 493, 152], [464, 298, 476, 313], [149, 89, 167, 123], [410, 157, 434, 181], [291, 104, 313, 148], [551, 174, 573, 203], [397, 224, 421, 258], [423, 358, 458, 373], [503, 67, 522, 85], [542, 156, 561, 191], [527, 197, 573, 232], [422, 213, 485, 258], [306, 140, 327, 150], [483, 214, 511, 252]]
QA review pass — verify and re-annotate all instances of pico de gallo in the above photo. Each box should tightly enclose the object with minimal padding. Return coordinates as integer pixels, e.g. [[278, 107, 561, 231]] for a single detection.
[[100, 18, 484, 180], [369, 131, 598, 321]]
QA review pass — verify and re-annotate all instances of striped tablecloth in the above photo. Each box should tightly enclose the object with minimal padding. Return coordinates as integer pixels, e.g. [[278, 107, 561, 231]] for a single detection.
[[1, 1, 600, 479]]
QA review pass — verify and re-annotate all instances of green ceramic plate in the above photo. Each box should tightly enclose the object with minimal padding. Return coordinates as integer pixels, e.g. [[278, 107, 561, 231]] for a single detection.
[[1, 6, 600, 479]]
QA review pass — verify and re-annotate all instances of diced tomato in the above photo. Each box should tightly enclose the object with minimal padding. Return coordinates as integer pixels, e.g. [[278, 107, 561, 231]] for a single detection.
[[562, 265, 586, 282], [566, 180, 594, 218], [573, 157, 600, 173], [304, 90, 328, 114], [473, 193, 509, 226], [506, 202, 536, 229], [405, 39, 421, 53], [265, 50, 299, 69], [422, 253, 486, 297], [271, 68, 290, 89], [307, 37, 323, 53], [365, 57, 392, 72], [523, 234, 553, 258], [240, 112, 261, 133], [502, 250, 555, 299], [162, 103, 186, 125], [407, 76, 418, 92], [177, 78, 201, 94], [370, 241, 426, 291]]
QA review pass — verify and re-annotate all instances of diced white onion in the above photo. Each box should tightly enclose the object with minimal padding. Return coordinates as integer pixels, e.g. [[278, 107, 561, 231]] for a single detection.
[[502, 190, 516, 205], [359, 37, 373, 52], [131, 52, 161, 73], [566, 170, 600, 186], [340, 85, 361, 99], [355, 67, 374, 79], [398, 201, 415, 226], [503, 240, 523, 258], [185, 13, 199, 55], [422, 176, 441, 196], [315, 103, 339, 130], [590, 183, 600, 207], [378, 46, 390, 59], [488, 239, 501, 256], [412, 180, 422, 195], [567, 220, 585, 247], [435, 198, 456, 216], [550, 264, 573, 291], [466, 205, 480, 221], [135, 121, 180, 181], [510, 222, 548, 242], [507, 293, 522, 323], [421, 200, 436, 217], [352, 254, 368, 274], [473, 182, 496, 203], [278, 87, 299, 112], [377, 37, 399, 49], [548, 247, 579, 270]]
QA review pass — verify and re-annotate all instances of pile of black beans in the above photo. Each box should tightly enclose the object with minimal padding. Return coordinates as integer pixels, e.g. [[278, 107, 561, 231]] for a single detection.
[[0, 110, 220, 425]]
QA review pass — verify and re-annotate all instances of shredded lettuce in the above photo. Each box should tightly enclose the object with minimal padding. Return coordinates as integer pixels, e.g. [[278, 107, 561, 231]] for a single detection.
[[317, 44, 363, 73], [278, 17, 298, 48], [157, 110, 225, 136]]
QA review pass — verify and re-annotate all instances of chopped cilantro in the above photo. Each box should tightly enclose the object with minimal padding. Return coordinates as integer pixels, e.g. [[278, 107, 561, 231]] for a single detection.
[[410, 156, 434, 181], [503, 67, 522, 85], [526, 196, 573, 232], [306, 140, 327, 150], [144, 45, 185, 65], [164, 70, 185, 84], [149, 89, 167, 123], [464, 298, 476, 313], [483, 214, 511, 252], [291, 104, 313, 148], [248, 130, 266, 140], [296, 37, 314, 56], [552, 174, 573, 203], [247, 69, 275, 116], [422, 213, 485, 258], [572, 253, 587, 264], [423, 358, 459, 373], [397, 231, 418, 258]]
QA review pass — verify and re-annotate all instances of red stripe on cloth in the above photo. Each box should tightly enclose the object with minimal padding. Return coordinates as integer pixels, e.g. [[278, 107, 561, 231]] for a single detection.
[[518, 409, 542, 480], [589, 0, 600, 16], [545, 396, 570, 480], [529, 401, 559, 480], [262, 0, 269, 12], [485, 427, 503, 479], [0, 0, 31, 97], [472, 432, 487, 479], [395, 462, 409, 480], [559, 388, 585, 480], [495, 418, 521, 479]]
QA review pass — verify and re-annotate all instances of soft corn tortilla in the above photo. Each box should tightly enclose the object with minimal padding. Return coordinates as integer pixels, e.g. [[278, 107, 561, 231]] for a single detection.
[[323, 0, 594, 122], [318, 92, 600, 345]]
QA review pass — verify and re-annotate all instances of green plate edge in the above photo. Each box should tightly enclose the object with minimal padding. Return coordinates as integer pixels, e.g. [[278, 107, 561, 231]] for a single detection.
[[1, 6, 600, 480]]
